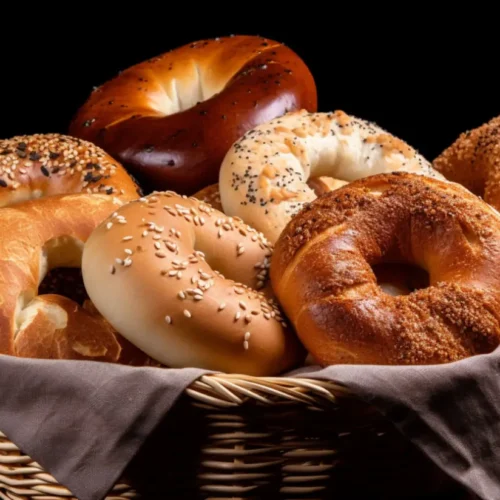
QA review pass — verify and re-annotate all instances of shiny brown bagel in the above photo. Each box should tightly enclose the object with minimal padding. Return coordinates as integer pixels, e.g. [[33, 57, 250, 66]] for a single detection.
[[0, 133, 141, 206], [0, 192, 157, 366], [68, 35, 317, 195], [433, 114, 500, 211], [82, 191, 305, 375], [271, 172, 500, 366]]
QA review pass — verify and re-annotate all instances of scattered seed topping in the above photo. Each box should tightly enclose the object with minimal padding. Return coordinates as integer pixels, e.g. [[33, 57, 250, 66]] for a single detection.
[[0, 133, 135, 196]]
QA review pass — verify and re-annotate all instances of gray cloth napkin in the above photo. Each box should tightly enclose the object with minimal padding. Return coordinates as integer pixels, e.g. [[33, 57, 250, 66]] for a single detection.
[[1, 347, 500, 500]]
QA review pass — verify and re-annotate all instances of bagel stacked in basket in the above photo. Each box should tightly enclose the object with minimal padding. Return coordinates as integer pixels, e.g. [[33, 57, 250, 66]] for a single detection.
[[2, 35, 500, 377]]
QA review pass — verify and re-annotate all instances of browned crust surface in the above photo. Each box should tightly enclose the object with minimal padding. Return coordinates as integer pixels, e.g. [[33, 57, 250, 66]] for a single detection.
[[433, 115, 500, 211], [271, 172, 500, 366]]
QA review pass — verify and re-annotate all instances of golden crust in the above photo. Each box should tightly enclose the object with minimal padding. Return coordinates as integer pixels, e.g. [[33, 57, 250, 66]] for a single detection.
[[193, 183, 223, 211], [81, 191, 305, 375], [270, 172, 500, 366], [0, 193, 158, 365], [0, 133, 141, 206], [433, 115, 500, 211]]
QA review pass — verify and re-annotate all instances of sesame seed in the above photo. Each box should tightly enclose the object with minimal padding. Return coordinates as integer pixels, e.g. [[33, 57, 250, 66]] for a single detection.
[[154, 242, 161, 249], [155, 251, 166, 258], [115, 258, 124, 265], [176, 271, 182, 279], [124, 258, 132, 267], [184, 309, 192, 318], [218, 303, 226, 311], [124, 249, 133, 255], [142, 230, 148, 237], [234, 311, 241, 321], [244, 332, 251, 340], [165, 315, 172, 324], [178, 291, 186, 299], [106, 222, 113, 229], [239, 301, 247, 310], [243, 341, 249, 350], [194, 294, 203, 300], [122, 236, 133, 241], [168, 270, 177, 277]]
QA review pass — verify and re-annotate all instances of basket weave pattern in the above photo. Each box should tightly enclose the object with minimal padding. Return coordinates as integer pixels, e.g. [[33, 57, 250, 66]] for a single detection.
[[1, 374, 453, 499]]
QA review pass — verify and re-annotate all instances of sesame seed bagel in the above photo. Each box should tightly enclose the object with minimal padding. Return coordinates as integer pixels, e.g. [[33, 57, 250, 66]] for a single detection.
[[0, 192, 157, 366], [81, 192, 305, 375], [68, 35, 317, 195], [270, 172, 500, 366], [433, 114, 500, 211], [0, 133, 141, 207], [219, 109, 445, 243]]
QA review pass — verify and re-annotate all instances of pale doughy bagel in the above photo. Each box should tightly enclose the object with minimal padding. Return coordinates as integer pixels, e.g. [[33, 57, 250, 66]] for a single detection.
[[81, 192, 304, 375], [219, 109, 445, 242], [271, 172, 500, 366], [0, 133, 141, 207], [0, 193, 157, 365]]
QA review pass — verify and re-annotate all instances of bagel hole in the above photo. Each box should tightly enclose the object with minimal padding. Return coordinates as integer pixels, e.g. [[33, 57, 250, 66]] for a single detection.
[[38, 236, 89, 305], [372, 262, 430, 296]]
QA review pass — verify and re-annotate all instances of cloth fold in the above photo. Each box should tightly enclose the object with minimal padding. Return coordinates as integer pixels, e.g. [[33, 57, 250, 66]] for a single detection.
[[1, 347, 500, 500]]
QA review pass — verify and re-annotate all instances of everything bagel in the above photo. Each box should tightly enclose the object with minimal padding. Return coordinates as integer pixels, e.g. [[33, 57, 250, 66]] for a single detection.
[[81, 192, 304, 375], [271, 172, 500, 366], [219, 109, 445, 243], [0, 133, 141, 206], [68, 35, 317, 195], [433, 114, 500, 211], [0, 193, 157, 365]]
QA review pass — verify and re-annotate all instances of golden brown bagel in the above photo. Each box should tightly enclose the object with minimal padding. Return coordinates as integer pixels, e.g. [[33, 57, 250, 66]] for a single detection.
[[68, 35, 317, 195], [433, 114, 500, 211], [0, 192, 157, 365], [81, 191, 304, 375], [0, 133, 141, 206], [219, 109, 445, 243], [271, 172, 500, 366]]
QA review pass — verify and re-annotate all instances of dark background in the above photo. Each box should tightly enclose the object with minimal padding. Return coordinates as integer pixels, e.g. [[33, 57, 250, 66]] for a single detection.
[[1, 13, 498, 163]]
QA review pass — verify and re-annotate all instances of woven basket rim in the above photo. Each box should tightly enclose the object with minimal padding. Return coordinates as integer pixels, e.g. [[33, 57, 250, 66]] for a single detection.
[[185, 373, 355, 409]]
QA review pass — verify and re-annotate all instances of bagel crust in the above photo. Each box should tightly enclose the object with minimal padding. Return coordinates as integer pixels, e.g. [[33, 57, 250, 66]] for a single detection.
[[68, 35, 317, 195], [270, 172, 500, 366], [433, 114, 500, 211], [219, 109, 444, 243], [0, 133, 141, 206], [0, 193, 157, 365], [81, 192, 304, 375]]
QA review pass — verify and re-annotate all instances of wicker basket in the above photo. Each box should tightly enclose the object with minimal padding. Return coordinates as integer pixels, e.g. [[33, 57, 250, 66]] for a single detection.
[[0, 373, 464, 500]]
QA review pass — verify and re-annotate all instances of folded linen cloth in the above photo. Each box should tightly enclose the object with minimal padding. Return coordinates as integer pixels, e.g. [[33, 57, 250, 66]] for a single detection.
[[1, 347, 499, 500]]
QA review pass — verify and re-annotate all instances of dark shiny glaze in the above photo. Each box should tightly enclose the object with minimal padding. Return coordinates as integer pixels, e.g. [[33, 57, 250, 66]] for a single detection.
[[68, 36, 317, 195]]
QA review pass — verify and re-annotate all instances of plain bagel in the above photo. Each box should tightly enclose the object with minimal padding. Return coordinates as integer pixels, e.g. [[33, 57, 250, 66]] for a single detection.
[[0, 192, 157, 365], [81, 192, 305, 375], [219, 109, 445, 243], [0, 133, 141, 207], [68, 35, 318, 195], [271, 172, 500, 366]]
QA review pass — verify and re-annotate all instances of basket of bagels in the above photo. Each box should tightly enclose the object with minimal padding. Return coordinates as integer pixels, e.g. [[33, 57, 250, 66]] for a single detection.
[[1, 34, 498, 500]]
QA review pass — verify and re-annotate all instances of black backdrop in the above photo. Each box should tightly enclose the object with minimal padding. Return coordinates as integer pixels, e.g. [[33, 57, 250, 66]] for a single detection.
[[1, 13, 498, 163]]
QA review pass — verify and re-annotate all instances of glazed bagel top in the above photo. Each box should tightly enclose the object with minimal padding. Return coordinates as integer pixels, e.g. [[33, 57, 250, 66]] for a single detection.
[[0, 133, 141, 206], [219, 109, 445, 243], [433, 114, 500, 211], [271, 172, 500, 366], [68, 35, 317, 195]]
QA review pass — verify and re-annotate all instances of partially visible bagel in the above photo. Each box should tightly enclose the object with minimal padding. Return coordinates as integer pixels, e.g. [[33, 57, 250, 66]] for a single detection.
[[0, 192, 157, 365], [433, 114, 500, 211], [219, 109, 445, 243], [0, 133, 141, 207]]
